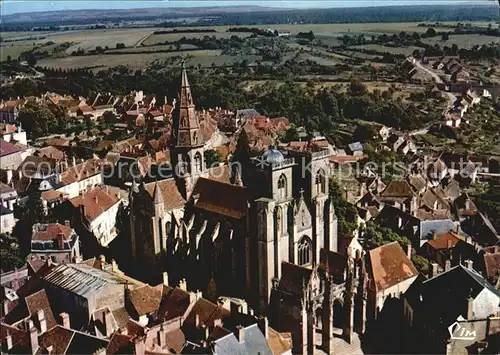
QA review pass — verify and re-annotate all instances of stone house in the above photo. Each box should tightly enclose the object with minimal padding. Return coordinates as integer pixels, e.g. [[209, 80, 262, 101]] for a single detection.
[[28, 222, 81, 264]]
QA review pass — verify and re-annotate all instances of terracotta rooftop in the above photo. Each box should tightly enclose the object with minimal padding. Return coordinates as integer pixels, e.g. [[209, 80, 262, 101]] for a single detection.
[[157, 286, 191, 322], [484, 252, 500, 284], [0, 139, 23, 157], [145, 179, 185, 211], [106, 332, 133, 354], [279, 262, 313, 298], [426, 232, 462, 250], [39, 325, 74, 354], [128, 284, 163, 317], [185, 298, 231, 328], [60, 159, 102, 185], [320, 248, 346, 281], [32, 223, 72, 241], [379, 180, 416, 199], [69, 186, 121, 222], [368, 242, 418, 292], [193, 178, 248, 219], [267, 328, 293, 355]]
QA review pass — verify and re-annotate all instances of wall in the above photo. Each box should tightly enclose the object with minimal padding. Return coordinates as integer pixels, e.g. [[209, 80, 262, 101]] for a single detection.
[[473, 288, 500, 319], [1, 212, 15, 233], [375, 276, 417, 316], [90, 200, 121, 246]]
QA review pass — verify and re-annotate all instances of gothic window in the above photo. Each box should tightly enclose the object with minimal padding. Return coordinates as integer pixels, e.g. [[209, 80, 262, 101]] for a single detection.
[[277, 174, 287, 199], [180, 153, 191, 175], [165, 222, 171, 236], [315, 169, 326, 195], [194, 152, 203, 173], [298, 236, 312, 266], [193, 131, 198, 145]]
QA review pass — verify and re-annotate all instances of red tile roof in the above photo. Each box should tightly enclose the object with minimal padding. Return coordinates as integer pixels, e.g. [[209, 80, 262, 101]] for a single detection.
[[368, 242, 418, 292], [193, 178, 248, 219], [32, 223, 72, 241], [426, 232, 462, 250], [128, 284, 163, 317], [0, 139, 23, 157], [145, 179, 185, 211], [69, 186, 121, 221], [39, 325, 74, 354]]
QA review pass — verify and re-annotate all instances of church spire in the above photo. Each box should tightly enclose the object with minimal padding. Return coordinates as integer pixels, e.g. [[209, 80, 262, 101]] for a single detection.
[[170, 61, 203, 148], [153, 182, 164, 204]]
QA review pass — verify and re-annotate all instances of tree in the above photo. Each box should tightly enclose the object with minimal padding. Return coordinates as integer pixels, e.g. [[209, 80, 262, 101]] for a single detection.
[[26, 52, 37, 67], [204, 149, 222, 167], [329, 180, 357, 235], [102, 110, 117, 124], [0, 233, 25, 271], [353, 124, 377, 143], [441, 33, 450, 41], [18, 101, 57, 138], [425, 28, 437, 37], [363, 222, 410, 249], [349, 80, 368, 97]]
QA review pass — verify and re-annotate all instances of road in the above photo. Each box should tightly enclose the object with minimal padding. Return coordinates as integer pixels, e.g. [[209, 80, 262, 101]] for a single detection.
[[414, 60, 456, 110]]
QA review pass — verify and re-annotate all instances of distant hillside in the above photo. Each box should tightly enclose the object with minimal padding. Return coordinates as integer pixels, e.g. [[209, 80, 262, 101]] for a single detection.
[[2, 4, 497, 29]]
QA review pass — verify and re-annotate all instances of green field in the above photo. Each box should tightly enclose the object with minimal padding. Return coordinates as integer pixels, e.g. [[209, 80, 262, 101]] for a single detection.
[[142, 31, 252, 46], [349, 44, 425, 56], [421, 34, 499, 47]]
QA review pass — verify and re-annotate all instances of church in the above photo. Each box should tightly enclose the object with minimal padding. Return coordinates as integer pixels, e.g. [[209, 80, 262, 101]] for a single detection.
[[129, 64, 338, 314]]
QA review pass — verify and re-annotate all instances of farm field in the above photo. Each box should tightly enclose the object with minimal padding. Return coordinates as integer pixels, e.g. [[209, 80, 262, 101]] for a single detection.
[[106, 44, 199, 53], [36, 49, 259, 70], [349, 44, 424, 56], [421, 34, 499, 47], [142, 31, 252, 45]]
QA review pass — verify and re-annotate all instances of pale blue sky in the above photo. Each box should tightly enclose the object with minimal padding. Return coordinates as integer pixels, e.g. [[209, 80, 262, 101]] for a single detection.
[[1, 0, 493, 15]]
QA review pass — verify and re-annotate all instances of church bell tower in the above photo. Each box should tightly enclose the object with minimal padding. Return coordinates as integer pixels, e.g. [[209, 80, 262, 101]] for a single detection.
[[169, 62, 205, 199]]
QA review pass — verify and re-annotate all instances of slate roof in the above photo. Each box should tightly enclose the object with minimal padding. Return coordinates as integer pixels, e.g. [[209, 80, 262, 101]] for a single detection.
[[368, 242, 418, 292], [43, 263, 124, 298], [420, 219, 459, 240]]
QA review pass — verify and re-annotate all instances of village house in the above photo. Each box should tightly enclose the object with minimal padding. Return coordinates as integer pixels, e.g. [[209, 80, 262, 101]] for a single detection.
[[0, 123, 27, 146], [403, 263, 500, 354], [68, 186, 122, 247], [0, 98, 25, 123], [28, 222, 82, 264], [0, 140, 26, 171], [366, 242, 418, 320], [420, 231, 476, 270]]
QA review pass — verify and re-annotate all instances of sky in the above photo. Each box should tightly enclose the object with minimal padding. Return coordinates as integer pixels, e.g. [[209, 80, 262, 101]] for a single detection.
[[1, 0, 493, 16]]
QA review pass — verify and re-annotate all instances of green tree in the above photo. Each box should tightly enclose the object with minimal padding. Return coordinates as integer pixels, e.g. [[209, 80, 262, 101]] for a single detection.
[[425, 28, 437, 37], [329, 180, 357, 235], [204, 149, 222, 167], [353, 124, 377, 143], [0, 233, 25, 271], [18, 101, 57, 138], [26, 52, 37, 67], [363, 221, 410, 249], [349, 80, 368, 97]]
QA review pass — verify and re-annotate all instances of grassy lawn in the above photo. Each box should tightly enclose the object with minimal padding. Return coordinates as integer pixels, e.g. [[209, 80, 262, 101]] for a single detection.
[[142, 31, 252, 45], [349, 44, 425, 56], [421, 34, 499, 48]]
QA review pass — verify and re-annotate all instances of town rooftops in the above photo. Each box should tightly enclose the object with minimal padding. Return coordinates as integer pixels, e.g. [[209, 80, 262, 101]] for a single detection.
[[69, 186, 121, 222], [60, 159, 102, 186], [379, 180, 416, 199], [32, 223, 72, 241], [145, 179, 185, 211], [0, 139, 23, 157], [368, 242, 418, 292], [43, 263, 125, 298], [128, 284, 163, 317], [426, 232, 462, 250]]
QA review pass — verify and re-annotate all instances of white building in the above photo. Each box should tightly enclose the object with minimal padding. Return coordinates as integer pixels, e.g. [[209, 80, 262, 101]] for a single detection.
[[69, 186, 122, 246]]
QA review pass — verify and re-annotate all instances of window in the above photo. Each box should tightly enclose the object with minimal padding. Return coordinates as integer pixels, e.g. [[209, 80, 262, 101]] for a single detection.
[[194, 152, 203, 173], [315, 169, 326, 195], [277, 174, 287, 199], [298, 236, 312, 266], [180, 153, 191, 175]]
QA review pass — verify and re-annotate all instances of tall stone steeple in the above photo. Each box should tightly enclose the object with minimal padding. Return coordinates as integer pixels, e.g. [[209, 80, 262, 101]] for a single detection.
[[170, 61, 203, 148], [169, 62, 206, 200]]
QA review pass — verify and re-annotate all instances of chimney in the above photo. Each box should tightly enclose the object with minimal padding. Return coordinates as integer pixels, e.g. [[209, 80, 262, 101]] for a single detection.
[[38, 309, 47, 333], [162, 272, 169, 287], [432, 230, 437, 239], [456, 224, 460, 234], [104, 310, 114, 337], [64, 220, 71, 228], [445, 259, 451, 271], [60, 312, 70, 329], [214, 318, 222, 328], [157, 324, 167, 348], [111, 259, 118, 272], [46, 345, 53, 354], [236, 325, 245, 343], [119, 326, 128, 335], [429, 262, 439, 278], [447, 239, 453, 249], [467, 296, 474, 319], [29, 320, 39, 354], [99, 255, 105, 270], [133, 336, 146, 355], [195, 313, 200, 328], [464, 259, 473, 270], [6, 333, 13, 350], [179, 279, 187, 291], [406, 243, 412, 259], [258, 317, 269, 339]]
